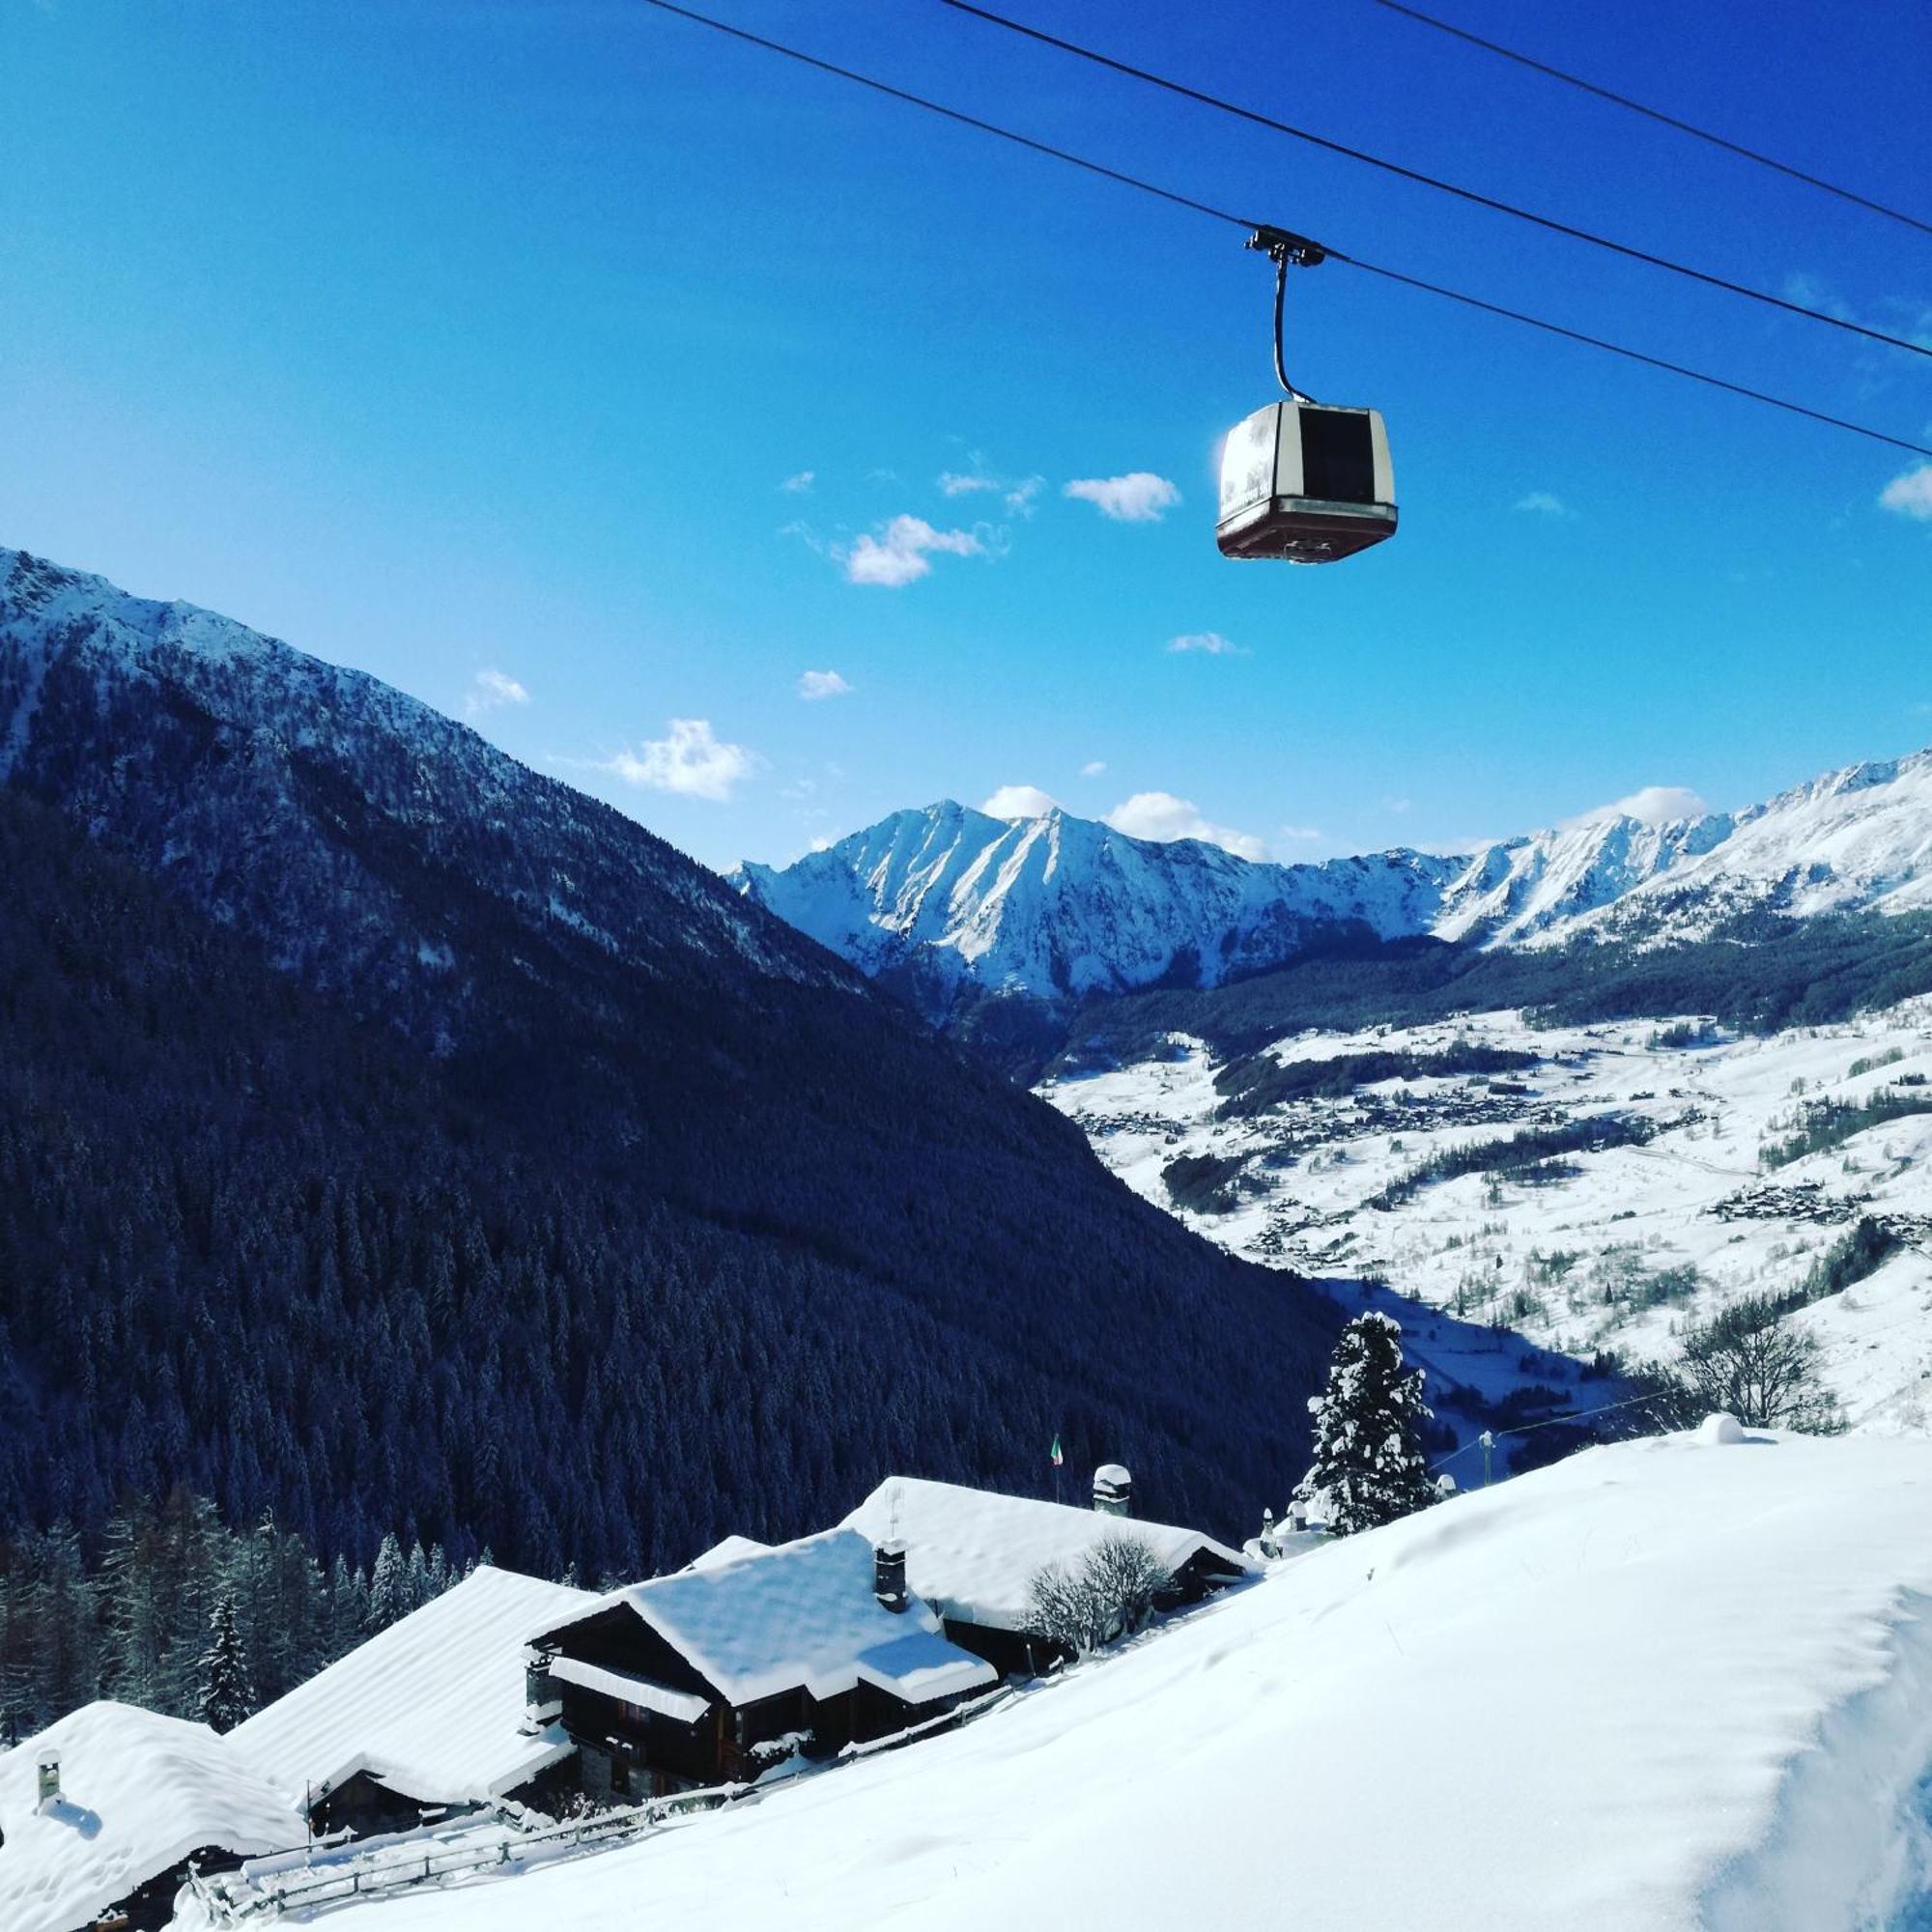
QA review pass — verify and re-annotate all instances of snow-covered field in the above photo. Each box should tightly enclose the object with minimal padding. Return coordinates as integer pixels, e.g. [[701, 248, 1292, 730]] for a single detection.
[[1041, 1002, 1932, 1431], [173, 1430, 1932, 1931]]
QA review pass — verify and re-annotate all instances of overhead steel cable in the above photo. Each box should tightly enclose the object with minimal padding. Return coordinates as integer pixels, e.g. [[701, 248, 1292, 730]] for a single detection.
[[938, 0, 1932, 363], [1366, 0, 1932, 241], [634, 0, 1932, 460]]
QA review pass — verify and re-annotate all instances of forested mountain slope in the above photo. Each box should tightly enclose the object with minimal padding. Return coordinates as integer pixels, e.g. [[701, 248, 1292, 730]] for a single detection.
[[0, 549, 1336, 1581]]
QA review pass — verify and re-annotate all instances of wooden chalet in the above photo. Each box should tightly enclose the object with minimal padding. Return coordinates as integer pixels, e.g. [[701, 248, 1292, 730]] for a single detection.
[[840, 1469, 1254, 1676], [525, 1528, 997, 1800]]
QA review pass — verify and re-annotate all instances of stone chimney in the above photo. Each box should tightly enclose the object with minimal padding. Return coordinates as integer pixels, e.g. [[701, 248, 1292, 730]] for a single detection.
[[521, 1646, 562, 1736], [36, 1750, 60, 1808], [873, 1541, 909, 1613], [1093, 1463, 1131, 1517]]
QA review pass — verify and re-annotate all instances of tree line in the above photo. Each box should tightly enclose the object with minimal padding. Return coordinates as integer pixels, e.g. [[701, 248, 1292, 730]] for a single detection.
[[0, 1486, 464, 1745]]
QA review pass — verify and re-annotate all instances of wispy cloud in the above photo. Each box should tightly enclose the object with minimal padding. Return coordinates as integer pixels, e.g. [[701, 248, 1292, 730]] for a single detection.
[[797, 668, 852, 701], [1276, 824, 1323, 844], [1785, 273, 1932, 354], [1513, 491, 1570, 519], [1065, 472, 1180, 523], [780, 470, 815, 494], [463, 668, 530, 721], [1080, 759, 1108, 778], [607, 719, 757, 802], [1105, 790, 1266, 862], [1382, 795, 1413, 815], [1879, 463, 1932, 522], [1166, 631, 1246, 657], [981, 783, 1058, 818], [843, 514, 985, 587], [941, 465, 1045, 518]]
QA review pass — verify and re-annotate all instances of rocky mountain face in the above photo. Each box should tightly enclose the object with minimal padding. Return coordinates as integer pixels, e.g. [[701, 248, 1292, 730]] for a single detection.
[[0, 545, 1338, 1571], [737, 753, 1932, 1038]]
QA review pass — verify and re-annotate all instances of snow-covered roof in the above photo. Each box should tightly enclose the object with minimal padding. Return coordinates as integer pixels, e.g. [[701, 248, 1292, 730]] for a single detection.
[[840, 1477, 1251, 1632], [682, 1534, 771, 1573], [535, 1528, 996, 1710], [546, 1657, 710, 1724], [0, 1701, 302, 1932], [228, 1565, 596, 1808]]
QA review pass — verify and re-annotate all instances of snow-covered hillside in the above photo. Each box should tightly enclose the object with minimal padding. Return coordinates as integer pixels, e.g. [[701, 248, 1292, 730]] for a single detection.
[[177, 1431, 1932, 1932], [736, 751, 1932, 1023], [1042, 1002, 1932, 1431]]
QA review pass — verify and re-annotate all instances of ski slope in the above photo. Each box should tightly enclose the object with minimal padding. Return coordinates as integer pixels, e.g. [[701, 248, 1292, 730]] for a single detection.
[[174, 1431, 1932, 1931], [1041, 1002, 1932, 1431]]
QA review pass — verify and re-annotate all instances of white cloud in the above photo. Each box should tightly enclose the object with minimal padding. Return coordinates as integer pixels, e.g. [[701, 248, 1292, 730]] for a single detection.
[[1382, 795, 1413, 815], [1166, 631, 1246, 657], [843, 515, 985, 587], [1105, 790, 1267, 862], [941, 468, 1043, 518], [780, 470, 815, 494], [981, 783, 1059, 819], [608, 719, 757, 802], [1879, 463, 1932, 522], [1571, 784, 1709, 828], [1276, 824, 1324, 843], [1513, 492, 1570, 519], [1064, 472, 1181, 523], [797, 668, 852, 701], [809, 835, 834, 852], [463, 668, 530, 720], [1080, 759, 1108, 778]]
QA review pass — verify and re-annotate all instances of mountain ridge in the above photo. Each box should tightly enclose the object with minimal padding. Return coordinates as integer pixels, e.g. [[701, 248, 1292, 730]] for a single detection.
[[735, 748, 1932, 1039]]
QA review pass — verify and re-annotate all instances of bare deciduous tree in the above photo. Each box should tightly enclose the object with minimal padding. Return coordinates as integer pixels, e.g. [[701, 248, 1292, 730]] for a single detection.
[[1677, 1296, 1844, 1433], [1027, 1532, 1177, 1658]]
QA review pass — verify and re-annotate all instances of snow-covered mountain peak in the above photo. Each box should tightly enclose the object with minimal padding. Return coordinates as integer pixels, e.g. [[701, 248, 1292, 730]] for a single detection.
[[735, 799, 1460, 1013], [740, 744, 1932, 1029]]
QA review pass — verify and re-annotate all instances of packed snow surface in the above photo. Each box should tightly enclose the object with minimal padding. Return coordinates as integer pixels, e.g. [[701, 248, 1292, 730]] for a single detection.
[[251, 1434, 1932, 1931], [534, 1528, 996, 1707], [841, 1477, 1248, 1632], [227, 1566, 596, 1806], [0, 1701, 300, 1932], [1043, 1003, 1932, 1431]]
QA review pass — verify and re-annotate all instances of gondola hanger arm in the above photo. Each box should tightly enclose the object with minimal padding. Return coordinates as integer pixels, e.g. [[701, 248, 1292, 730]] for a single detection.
[[1247, 225, 1326, 402]]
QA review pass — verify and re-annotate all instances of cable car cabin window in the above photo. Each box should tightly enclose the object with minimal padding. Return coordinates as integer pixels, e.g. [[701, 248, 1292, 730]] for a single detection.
[[1298, 408, 1377, 506]]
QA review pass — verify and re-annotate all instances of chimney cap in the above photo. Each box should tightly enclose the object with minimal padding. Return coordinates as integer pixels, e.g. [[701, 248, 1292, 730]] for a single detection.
[[1094, 1463, 1131, 1492]]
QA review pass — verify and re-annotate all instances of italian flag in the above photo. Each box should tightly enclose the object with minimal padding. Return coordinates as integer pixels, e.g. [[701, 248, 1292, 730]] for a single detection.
[[1050, 1434, 1064, 1467]]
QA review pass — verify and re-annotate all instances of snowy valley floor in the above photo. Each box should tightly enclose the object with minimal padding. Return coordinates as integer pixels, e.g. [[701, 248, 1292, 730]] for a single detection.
[[1040, 1001, 1932, 1430], [173, 1431, 1932, 1932]]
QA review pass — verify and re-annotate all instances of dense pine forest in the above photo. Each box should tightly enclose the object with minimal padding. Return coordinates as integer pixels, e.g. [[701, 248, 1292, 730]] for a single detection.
[[0, 1489, 457, 1745], [0, 787, 1330, 1598]]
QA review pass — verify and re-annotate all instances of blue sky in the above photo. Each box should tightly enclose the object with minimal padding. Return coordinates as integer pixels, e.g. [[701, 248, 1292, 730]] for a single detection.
[[3, 0, 1928, 869]]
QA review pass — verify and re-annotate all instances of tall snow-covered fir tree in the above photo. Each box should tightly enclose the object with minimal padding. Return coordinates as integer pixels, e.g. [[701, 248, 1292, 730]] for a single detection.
[[1293, 1311, 1437, 1535], [194, 1590, 254, 1734]]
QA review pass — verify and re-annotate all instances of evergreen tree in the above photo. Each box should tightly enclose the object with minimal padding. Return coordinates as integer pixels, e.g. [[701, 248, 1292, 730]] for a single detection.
[[329, 1556, 371, 1655], [1293, 1312, 1437, 1535], [194, 1591, 253, 1733], [367, 1533, 407, 1632]]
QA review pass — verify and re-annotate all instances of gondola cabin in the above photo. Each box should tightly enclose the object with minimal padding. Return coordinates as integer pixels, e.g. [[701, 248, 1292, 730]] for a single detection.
[[1217, 400, 1396, 564]]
